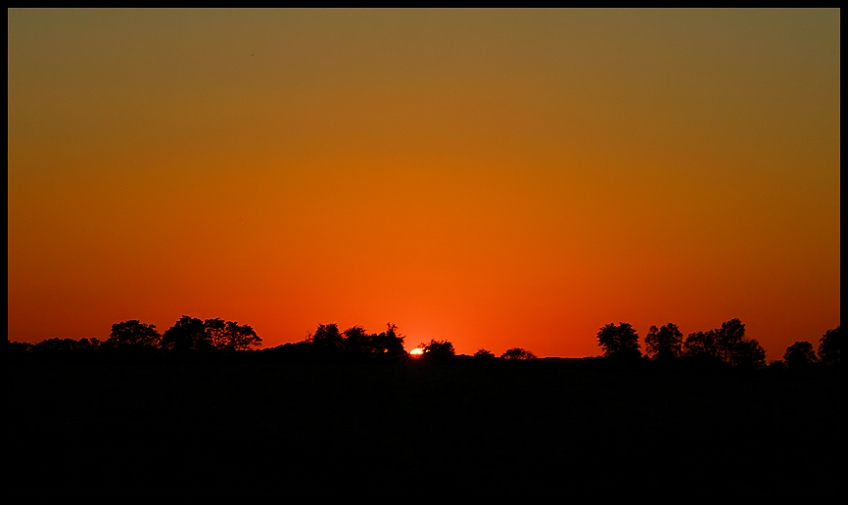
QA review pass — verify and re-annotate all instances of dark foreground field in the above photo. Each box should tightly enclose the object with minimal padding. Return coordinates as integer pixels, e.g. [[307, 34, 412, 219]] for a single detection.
[[7, 358, 841, 497]]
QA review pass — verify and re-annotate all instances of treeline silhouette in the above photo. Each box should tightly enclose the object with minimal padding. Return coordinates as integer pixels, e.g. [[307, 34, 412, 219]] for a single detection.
[[7, 314, 841, 370], [596, 319, 841, 370], [7, 315, 260, 356]]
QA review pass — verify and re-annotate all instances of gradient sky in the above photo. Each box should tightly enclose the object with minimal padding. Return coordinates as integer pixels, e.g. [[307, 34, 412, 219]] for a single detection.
[[8, 9, 840, 358]]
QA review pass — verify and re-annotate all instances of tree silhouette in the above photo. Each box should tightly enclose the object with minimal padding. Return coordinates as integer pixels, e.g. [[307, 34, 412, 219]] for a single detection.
[[645, 323, 683, 360], [32, 337, 98, 352], [107, 320, 160, 348], [684, 319, 765, 367], [596, 322, 640, 359], [369, 323, 406, 356], [421, 339, 455, 360], [500, 348, 536, 360], [784, 341, 817, 368], [715, 319, 746, 364], [818, 326, 841, 366], [309, 323, 344, 352], [343, 325, 371, 354], [204, 318, 261, 351], [684, 330, 719, 360], [302, 322, 404, 357], [161, 316, 212, 351], [729, 339, 766, 368]]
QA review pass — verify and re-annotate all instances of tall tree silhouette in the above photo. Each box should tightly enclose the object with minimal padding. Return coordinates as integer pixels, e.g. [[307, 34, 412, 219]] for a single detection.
[[715, 319, 746, 364], [597, 322, 641, 359], [645, 323, 683, 360]]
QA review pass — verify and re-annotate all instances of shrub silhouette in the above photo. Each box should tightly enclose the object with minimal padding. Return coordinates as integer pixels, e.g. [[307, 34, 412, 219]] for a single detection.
[[500, 348, 536, 360], [473, 349, 496, 360]]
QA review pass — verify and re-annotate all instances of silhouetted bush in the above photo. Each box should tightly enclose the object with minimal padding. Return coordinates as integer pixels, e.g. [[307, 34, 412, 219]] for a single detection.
[[500, 348, 537, 360], [473, 349, 496, 360]]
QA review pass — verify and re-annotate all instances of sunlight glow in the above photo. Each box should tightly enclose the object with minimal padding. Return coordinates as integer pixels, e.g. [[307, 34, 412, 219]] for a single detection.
[[409, 348, 424, 357]]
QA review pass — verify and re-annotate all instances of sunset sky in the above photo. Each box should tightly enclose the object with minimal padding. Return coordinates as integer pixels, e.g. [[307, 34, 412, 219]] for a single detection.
[[8, 9, 840, 358]]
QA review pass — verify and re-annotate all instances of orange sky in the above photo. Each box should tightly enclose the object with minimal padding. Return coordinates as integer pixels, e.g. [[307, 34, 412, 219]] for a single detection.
[[8, 9, 840, 358]]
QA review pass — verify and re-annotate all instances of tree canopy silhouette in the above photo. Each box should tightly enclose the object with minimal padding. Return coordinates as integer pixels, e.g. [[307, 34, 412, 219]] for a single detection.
[[473, 349, 495, 360], [32, 337, 100, 353], [204, 318, 262, 351], [683, 330, 719, 360], [421, 339, 455, 360], [645, 323, 683, 360], [304, 323, 404, 357], [683, 319, 765, 368], [309, 323, 344, 352], [597, 322, 641, 359], [783, 341, 817, 368], [107, 320, 161, 349], [161, 316, 212, 352], [817, 326, 841, 366]]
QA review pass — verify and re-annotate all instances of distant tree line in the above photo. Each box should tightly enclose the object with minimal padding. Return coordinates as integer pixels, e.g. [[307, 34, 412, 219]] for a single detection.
[[8, 312, 840, 371], [596, 319, 841, 369], [7, 316, 261, 354]]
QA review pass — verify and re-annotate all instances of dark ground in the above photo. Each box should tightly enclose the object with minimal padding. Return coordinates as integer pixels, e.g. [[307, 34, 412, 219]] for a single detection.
[[7, 358, 842, 497]]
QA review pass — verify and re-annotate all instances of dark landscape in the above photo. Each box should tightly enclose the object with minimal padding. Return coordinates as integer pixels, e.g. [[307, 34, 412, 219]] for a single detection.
[[8, 353, 841, 498]]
